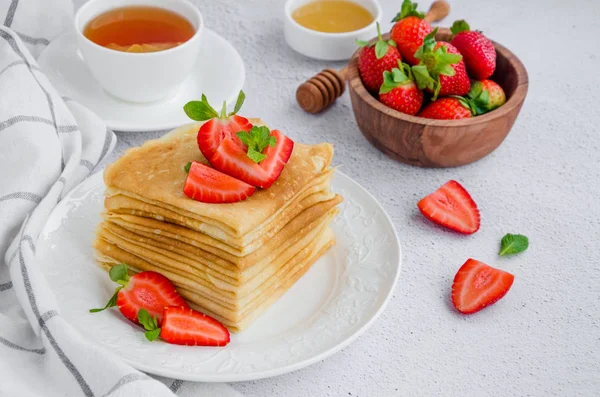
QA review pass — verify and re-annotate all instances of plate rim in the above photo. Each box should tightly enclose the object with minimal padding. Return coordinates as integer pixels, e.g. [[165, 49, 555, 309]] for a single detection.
[[40, 169, 402, 382], [37, 28, 246, 133]]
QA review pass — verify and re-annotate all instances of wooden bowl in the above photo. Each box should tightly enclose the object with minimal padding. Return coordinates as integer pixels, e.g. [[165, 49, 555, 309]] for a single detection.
[[347, 28, 528, 168]]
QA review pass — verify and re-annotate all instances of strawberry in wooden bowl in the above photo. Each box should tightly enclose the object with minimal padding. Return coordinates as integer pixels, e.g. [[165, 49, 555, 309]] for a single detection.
[[347, 0, 528, 168]]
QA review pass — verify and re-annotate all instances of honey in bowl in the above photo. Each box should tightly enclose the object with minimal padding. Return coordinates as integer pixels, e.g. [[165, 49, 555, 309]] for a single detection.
[[83, 6, 195, 53], [292, 0, 374, 33]]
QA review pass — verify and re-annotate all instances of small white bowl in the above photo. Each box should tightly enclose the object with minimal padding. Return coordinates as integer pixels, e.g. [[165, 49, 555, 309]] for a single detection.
[[74, 0, 203, 103], [283, 0, 382, 61]]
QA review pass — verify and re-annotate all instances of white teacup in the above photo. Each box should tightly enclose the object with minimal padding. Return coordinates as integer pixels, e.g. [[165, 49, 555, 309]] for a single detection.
[[74, 0, 203, 103]]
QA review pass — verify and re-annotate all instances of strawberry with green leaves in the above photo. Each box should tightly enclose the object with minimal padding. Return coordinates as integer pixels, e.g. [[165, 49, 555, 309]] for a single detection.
[[184, 90, 252, 162], [418, 97, 473, 120], [90, 264, 188, 325], [210, 125, 294, 189], [412, 29, 471, 99], [138, 307, 230, 346], [450, 20, 496, 80], [390, 0, 433, 65], [467, 79, 506, 114], [379, 62, 423, 116], [357, 22, 402, 93]]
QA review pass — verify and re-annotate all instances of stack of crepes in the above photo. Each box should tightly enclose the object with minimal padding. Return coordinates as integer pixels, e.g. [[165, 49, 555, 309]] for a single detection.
[[94, 120, 342, 332]]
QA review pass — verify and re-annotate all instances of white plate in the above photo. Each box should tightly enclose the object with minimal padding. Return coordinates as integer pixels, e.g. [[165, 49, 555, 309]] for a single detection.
[[38, 171, 401, 382], [37, 29, 245, 132]]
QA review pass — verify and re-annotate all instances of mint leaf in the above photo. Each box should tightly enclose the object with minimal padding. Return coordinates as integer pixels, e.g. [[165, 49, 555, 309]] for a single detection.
[[184, 162, 192, 173], [247, 147, 267, 163], [230, 90, 246, 116], [144, 328, 161, 341], [499, 233, 529, 256], [109, 264, 128, 283], [183, 100, 219, 121], [89, 287, 120, 313], [236, 126, 277, 164]]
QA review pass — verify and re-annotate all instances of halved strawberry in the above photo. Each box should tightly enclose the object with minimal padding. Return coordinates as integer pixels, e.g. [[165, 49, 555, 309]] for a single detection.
[[452, 259, 514, 314], [138, 306, 230, 347], [184, 91, 252, 161], [183, 161, 255, 203], [417, 180, 480, 234], [210, 126, 294, 189], [90, 264, 188, 325]]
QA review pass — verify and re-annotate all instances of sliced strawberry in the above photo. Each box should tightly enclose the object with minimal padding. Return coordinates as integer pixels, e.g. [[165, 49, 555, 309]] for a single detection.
[[210, 127, 294, 189], [417, 180, 480, 234], [183, 161, 255, 203], [90, 264, 188, 325], [139, 306, 230, 346], [197, 115, 252, 161], [452, 259, 514, 314], [183, 91, 252, 161]]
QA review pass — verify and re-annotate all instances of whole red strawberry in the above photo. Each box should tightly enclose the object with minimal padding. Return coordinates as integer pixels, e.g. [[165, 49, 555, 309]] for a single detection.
[[390, 0, 432, 65], [411, 29, 470, 99], [450, 20, 496, 80], [379, 62, 423, 116], [418, 97, 473, 120], [467, 79, 506, 114], [357, 22, 402, 93]]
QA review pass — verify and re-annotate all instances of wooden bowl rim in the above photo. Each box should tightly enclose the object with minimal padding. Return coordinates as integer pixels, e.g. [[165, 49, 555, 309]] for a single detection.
[[347, 28, 529, 127]]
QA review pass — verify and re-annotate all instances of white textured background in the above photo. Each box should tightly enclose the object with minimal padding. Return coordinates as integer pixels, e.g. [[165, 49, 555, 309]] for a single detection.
[[75, 0, 600, 395]]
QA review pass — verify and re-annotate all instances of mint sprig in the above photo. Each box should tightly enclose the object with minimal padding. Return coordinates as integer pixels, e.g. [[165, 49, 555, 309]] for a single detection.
[[236, 126, 276, 163], [138, 309, 161, 341], [184, 90, 246, 121], [499, 233, 529, 256], [89, 264, 130, 313]]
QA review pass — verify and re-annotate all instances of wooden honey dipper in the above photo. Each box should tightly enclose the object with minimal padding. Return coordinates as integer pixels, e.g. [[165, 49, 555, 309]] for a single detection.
[[296, 0, 451, 114]]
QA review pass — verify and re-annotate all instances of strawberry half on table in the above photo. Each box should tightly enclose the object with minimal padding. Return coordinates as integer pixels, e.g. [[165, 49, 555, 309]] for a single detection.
[[390, 0, 433, 66], [138, 306, 230, 347], [450, 20, 497, 80], [452, 259, 514, 314], [417, 180, 480, 234], [412, 29, 471, 99], [90, 264, 188, 325], [357, 22, 402, 93]]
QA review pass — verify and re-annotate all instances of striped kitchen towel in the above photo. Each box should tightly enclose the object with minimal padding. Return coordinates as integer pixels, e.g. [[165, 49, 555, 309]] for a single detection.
[[0, 1, 242, 396]]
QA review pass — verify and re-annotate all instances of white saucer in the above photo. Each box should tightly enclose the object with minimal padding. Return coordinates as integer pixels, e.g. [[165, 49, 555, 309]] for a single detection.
[[38, 29, 245, 132]]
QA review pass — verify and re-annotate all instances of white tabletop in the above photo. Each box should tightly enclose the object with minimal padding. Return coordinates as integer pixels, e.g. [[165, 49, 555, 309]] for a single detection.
[[78, 0, 600, 395]]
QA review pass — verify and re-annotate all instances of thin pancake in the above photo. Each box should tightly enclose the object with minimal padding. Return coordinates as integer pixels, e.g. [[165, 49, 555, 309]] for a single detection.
[[103, 120, 334, 237], [96, 229, 335, 332]]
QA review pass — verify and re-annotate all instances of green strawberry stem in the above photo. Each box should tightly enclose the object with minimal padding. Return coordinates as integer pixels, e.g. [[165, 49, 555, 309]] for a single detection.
[[392, 0, 425, 22], [412, 28, 463, 100], [450, 20, 471, 35], [380, 61, 414, 94], [356, 22, 396, 59]]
